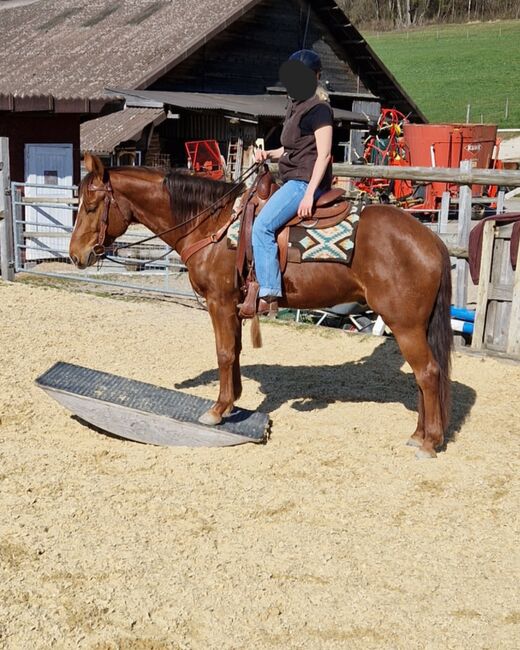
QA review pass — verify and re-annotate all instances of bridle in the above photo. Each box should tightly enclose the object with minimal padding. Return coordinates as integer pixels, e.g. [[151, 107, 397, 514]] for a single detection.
[[87, 178, 125, 256]]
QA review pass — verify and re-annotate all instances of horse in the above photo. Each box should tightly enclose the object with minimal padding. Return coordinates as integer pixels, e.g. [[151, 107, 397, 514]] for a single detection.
[[70, 153, 453, 458]]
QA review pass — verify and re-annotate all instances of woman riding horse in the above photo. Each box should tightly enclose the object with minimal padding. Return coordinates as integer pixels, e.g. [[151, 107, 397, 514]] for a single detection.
[[253, 49, 333, 315], [69, 57, 453, 459]]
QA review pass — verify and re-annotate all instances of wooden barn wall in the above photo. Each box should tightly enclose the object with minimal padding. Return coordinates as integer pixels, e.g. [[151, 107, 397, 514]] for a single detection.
[[156, 111, 258, 166], [0, 113, 81, 183], [350, 100, 380, 158], [150, 0, 368, 96]]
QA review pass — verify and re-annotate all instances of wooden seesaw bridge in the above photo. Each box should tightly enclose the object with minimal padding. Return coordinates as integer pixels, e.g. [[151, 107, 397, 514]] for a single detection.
[[36, 362, 270, 447]]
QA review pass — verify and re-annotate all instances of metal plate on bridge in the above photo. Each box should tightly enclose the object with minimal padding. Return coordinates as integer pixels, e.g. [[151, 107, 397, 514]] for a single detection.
[[36, 362, 269, 447]]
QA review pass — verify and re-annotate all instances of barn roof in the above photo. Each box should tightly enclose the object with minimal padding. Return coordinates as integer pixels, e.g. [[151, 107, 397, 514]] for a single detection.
[[0, 0, 261, 104], [0, 0, 425, 119]]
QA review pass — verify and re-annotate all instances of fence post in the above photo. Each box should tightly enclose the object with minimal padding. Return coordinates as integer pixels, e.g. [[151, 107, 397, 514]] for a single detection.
[[496, 190, 505, 214], [455, 160, 472, 310], [0, 137, 15, 281], [439, 191, 450, 234]]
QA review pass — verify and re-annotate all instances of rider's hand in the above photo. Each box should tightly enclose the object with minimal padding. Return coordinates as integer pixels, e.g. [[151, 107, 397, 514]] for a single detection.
[[297, 192, 314, 218], [255, 149, 269, 163]]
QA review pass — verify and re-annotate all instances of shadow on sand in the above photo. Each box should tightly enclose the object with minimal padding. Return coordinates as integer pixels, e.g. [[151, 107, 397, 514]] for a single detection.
[[175, 337, 476, 450]]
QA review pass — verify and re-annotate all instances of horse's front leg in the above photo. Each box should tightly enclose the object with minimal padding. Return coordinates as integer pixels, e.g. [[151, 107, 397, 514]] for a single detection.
[[199, 296, 242, 426]]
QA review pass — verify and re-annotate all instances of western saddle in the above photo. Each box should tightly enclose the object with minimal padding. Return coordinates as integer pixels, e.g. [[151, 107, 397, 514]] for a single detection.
[[236, 167, 351, 318]]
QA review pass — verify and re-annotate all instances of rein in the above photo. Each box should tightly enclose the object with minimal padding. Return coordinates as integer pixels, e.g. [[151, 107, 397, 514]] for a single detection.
[[86, 163, 261, 262]]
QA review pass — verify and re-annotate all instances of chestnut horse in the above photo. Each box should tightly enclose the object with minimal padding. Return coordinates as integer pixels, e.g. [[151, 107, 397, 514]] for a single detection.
[[70, 153, 452, 458]]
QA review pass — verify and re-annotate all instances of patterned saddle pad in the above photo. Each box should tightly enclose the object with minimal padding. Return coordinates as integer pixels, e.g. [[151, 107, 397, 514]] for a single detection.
[[227, 206, 360, 265]]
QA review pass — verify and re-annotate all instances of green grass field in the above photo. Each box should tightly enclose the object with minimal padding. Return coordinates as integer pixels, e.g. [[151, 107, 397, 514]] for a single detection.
[[365, 20, 520, 127]]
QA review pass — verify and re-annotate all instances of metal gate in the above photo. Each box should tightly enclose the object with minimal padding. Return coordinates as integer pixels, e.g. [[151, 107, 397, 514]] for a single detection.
[[11, 182, 195, 299]]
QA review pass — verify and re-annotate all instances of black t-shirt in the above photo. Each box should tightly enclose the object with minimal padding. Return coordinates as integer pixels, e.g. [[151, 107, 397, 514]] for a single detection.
[[299, 103, 333, 136]]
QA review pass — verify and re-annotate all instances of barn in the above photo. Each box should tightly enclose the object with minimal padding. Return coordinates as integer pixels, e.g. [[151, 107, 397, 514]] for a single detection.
[[0, 0, 425, 185]]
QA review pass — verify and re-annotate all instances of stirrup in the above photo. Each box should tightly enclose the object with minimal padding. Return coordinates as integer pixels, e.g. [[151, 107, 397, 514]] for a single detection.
[[238, 281, 259, 319]]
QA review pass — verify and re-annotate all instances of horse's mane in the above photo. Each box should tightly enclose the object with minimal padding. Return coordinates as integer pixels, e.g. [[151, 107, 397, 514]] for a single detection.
[[163, 171, 244, 225]]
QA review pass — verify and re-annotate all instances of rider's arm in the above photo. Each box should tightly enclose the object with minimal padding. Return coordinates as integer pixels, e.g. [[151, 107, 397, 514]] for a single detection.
[[255, 146, 284, 163], [306, 125, 333, 195], [297, 125, 333, 217], [267, 146, 284, 161]]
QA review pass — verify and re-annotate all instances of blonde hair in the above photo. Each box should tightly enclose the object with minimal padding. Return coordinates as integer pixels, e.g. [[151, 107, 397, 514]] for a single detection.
[[316, 84, 330, 102]]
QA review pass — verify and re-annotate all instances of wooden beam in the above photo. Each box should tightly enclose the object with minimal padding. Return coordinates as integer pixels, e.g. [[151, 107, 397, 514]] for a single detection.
[[0, 138, 14, 281], [439, 191, 450, 234], [507, 243, 520, 356], [330, 163, 520, 187], [472, 220, 496, 351], [21, 197, 79, 205], [455, 161, 472, 309]]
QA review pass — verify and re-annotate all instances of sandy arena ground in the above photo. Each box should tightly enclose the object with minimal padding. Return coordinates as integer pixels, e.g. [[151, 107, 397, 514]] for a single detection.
[[0, 280, 519, 650]]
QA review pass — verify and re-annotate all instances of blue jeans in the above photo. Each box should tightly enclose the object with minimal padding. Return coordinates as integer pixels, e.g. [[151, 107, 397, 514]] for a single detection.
[[252, 180, 323, 298]]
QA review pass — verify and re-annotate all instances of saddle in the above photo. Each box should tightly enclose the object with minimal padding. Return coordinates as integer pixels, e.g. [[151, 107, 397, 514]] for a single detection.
[[236, 168, 352, 318]]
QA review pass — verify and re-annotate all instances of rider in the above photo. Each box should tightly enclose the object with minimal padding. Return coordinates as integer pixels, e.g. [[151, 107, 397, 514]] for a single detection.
[[252, 49, 334, 314]]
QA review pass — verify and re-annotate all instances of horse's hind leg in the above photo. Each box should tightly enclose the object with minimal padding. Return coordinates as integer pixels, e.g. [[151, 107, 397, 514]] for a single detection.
[[408, 391, 425, 448], [392, 326, 443, 458], [199, 297, 242, 426]]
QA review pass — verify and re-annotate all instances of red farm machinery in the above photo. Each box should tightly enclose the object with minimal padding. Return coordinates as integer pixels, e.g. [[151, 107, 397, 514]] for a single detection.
[[356, 110, 500, 218], [185, 140, 226, 180]]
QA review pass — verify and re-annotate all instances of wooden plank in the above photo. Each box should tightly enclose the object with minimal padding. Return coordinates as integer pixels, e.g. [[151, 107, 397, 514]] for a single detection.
[[41, 388, 259, 447], [21, 196, 78, 205], [36, 362, 269, 447], [451, 196, 505, 205], [506, 243, 520, 356], [437, 232, 458, 248], [472, 220, 496, 350], [455, 161, 472, 309], [494, 233, 514, 351], [0, 137, 14, 281], [446, 245, 468, 259], [439, 191, 450, 234], [494, 223, 514, 239], [488, 284, 514, 301], [496, 191, 505, 214], [24, 231, 72, 239], [328, 163, 520, 187]]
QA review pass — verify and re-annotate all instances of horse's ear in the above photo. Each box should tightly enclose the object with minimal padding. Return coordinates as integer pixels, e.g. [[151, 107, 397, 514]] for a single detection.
[[84, 152, 104, 179]]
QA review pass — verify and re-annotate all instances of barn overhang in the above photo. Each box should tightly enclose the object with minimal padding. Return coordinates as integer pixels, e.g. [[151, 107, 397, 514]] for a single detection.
[[106, 89, 369, 126], [81, 107, 167, 155]]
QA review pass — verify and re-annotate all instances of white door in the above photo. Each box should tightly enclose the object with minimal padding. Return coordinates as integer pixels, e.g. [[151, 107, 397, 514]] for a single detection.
[[24, 144, 73, 261]]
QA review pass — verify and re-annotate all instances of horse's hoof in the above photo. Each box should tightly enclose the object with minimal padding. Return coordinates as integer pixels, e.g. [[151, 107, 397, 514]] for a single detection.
[[406, 437, 422, 448], [415, 448, 437, 460], [198, 410, 222, 426]]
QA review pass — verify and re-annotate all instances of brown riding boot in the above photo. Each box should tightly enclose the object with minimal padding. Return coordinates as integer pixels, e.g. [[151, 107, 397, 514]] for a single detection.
[[257, 296, 279, 318]]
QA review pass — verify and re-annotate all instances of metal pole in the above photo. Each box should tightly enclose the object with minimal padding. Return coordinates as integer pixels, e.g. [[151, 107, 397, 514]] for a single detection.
[[0, 137, 14, 281]]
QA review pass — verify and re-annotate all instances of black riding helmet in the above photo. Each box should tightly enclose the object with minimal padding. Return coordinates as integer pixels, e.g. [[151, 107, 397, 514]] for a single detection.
[[288, 49, 322, 73], [280, 49, 321, 101]]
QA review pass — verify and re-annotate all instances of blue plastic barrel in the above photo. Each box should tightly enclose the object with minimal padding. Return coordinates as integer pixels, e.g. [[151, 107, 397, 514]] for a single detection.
[[451, 318, 474, 334], [450, 307, 476, 322]]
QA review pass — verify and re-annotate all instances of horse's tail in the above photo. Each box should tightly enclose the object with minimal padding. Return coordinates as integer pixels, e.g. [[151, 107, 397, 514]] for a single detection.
[[427, 246, 453, 433], [251, 315, 262, 348]]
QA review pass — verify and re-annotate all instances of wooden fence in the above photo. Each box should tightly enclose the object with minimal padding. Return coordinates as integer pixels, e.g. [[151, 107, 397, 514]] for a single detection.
[[472, 220, 520, 358]]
